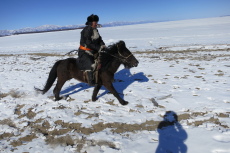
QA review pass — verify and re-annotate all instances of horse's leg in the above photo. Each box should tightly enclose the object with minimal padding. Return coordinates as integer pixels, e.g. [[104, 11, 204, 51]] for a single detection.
[[104, 82, 128, 105], [92, 84, 102, 101], [53, 79, 66, 101]]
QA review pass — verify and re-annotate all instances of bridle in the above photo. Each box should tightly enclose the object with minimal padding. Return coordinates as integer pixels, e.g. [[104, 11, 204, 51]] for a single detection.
[[117, 45, 133, 60], [100, 45, 133, 63]]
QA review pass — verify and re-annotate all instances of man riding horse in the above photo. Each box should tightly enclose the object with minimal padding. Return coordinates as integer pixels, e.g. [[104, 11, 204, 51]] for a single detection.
[[78, 14, 106, 86]]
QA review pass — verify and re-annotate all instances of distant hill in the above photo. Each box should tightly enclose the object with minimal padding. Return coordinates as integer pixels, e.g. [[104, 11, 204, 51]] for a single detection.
[[0, 20, 158, 37], [0, 24, 84, 37]]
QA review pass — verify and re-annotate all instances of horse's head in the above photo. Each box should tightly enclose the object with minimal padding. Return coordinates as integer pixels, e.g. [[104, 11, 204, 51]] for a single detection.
[[116, 41, 139, 69]]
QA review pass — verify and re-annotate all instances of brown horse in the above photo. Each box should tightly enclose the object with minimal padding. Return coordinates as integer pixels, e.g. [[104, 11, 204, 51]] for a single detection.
[[35, 41, 139, 105]]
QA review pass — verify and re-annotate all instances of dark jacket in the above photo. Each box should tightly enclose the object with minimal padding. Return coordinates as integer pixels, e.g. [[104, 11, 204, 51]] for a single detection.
[[80, 25, 105, 54]]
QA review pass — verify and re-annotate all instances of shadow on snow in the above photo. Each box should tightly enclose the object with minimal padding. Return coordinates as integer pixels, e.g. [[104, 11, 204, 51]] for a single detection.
[[156, 111, 188, 153]]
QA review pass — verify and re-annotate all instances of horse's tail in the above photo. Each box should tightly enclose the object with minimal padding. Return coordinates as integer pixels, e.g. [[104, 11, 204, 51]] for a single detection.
[[35, 60, 62, 94]]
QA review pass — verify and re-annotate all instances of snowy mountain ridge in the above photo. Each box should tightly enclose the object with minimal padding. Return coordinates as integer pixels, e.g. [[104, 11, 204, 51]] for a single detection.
[[0, 20, 162, 37], [0, 24, 84, 36]]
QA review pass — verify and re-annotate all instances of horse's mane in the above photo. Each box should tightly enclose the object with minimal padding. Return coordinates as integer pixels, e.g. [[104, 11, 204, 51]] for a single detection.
[[100, 42, 119, 71]]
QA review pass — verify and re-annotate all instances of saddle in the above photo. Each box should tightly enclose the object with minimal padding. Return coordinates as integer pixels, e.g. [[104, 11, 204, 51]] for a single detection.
[[76, 58, 100, 84]]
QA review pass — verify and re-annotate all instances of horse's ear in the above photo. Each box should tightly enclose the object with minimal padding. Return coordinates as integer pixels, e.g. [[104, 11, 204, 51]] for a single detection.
[[118, 41, 126, 48]]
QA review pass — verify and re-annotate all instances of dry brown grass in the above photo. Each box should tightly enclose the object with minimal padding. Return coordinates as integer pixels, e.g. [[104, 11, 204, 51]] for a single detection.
[[1, 90, 26, 99], [134, 47, 230, 55], [134, 49, 230, 61], [0, 118, 16, 128], [28, 53, 63, 56], [2, 109, 229, 151], [0, 54, 14, 57]]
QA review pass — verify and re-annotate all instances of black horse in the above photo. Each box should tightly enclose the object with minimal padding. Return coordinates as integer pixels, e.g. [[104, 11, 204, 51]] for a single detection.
[[35, 41, 139, 105]]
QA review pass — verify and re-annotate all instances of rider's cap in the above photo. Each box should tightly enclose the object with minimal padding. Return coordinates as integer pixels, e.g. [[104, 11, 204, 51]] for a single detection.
[[85, 14, 99, 25]]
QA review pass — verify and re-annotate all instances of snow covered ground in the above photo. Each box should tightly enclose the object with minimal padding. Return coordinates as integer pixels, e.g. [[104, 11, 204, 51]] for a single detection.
[[0, 17, 230, 153]]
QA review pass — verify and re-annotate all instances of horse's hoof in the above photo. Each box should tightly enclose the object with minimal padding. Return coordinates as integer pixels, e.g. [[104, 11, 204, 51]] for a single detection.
[[64, 95, 70, 100], [55, 97, 63, 101], [92, 97, 98, 102], [121, 101, 129, 105]]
